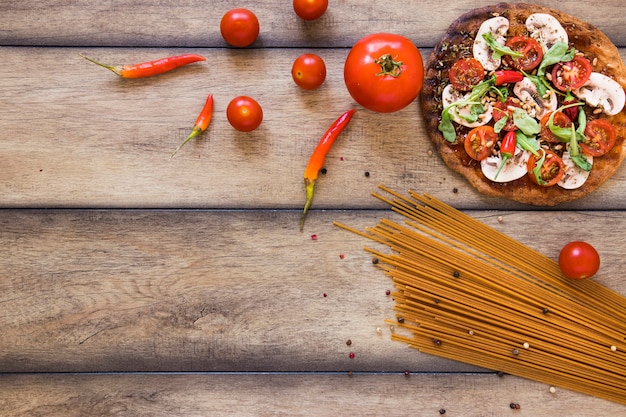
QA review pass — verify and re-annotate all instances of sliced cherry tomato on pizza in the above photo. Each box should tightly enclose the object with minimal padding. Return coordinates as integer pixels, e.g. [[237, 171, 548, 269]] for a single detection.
[[527, 150, 566, 187], [449, 58, 485, 91], [492, 98, 520, 132], [580, 119, 617, 156], [503, 36, 544, 71], [464, 125, 497, 161], [539, 111, 572, 143], [551, 56, 593, 92]]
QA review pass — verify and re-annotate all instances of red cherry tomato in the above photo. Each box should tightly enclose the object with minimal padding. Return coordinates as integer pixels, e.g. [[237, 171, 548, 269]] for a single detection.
[[291, 53, 326, 90], [581, 119, 617, 157], [293, 0, 328, 20], [551, 56, 592, 92], [558, 241, 600, 280], [220, 8, 260, 47], [526, 150, 565, 187], [464, 125, 498, 161], [227, 96, 263, 132], [449, 57, 485, 91], [344, 33, 424, 113], [503, 36, 544, 71], [540, 111, 572, 143]]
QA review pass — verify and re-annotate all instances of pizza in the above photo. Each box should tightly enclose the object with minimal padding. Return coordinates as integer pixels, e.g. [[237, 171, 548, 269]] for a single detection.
[[420, 2, 626, 205]]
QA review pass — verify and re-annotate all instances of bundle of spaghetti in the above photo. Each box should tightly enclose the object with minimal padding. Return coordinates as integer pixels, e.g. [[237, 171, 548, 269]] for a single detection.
[[335, 186, 626, 405]]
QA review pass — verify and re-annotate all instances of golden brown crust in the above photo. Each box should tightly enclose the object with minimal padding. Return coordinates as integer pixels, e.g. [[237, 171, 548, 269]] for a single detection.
[[420, 2, 626, 206]]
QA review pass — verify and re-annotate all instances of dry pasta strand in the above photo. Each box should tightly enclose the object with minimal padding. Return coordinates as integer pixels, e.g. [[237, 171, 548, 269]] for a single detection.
[[334, 186, 626, 406]]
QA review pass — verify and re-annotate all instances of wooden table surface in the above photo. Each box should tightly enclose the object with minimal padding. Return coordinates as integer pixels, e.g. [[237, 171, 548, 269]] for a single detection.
[[1, 0, 625, 415]]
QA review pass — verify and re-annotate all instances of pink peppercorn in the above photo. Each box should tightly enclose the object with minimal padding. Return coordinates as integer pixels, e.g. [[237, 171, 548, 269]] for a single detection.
[[349, 352, 355, 359]]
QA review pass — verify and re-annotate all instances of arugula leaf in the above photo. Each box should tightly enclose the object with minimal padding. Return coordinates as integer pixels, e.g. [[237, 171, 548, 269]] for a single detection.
[[537, 42, 575, 76], [513, 108, 541, 136], [531, 149, 547, 185], [438, 103, 458, 142], [570, 117, 592, 172], [514, 131, 541, 157], [521, 71, 550, 97], [482, 32, 524, 61], [548, 102, 586, 142], [493, 115, 508, 133], [438, 79, 496, 142]]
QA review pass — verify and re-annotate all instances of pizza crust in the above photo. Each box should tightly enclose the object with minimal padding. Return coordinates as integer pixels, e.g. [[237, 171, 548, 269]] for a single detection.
[[420, 2, 626, 206]]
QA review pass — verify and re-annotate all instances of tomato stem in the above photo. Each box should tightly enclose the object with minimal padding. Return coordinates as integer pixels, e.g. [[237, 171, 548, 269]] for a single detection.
[[375, 54, 403, 77]]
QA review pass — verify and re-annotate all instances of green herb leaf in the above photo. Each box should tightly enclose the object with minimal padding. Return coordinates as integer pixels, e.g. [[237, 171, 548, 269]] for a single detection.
[[531, 149, 547, 185], [514, 131, 540, 157], [482, 32, 524, 61], [569, 124, 592, 171], [513, 108, 541, 136], [438, 79, 497, 143], [548, 102, 586, 142], [522, 72, 549, 97], [537, 42, 575, 76], [494, 115, 507, 133], [438, 103, 458, 142]]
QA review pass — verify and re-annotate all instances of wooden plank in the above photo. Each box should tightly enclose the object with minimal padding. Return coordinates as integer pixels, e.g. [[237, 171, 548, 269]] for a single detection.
[[1, 208, 624, 372], [1, 47, 626, 210], [1, 372, 624, 416], [1, 0, 625, 48]]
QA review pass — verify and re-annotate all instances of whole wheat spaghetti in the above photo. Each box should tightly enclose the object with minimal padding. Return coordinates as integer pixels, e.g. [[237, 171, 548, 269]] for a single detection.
[[335, 185, 626, 405]]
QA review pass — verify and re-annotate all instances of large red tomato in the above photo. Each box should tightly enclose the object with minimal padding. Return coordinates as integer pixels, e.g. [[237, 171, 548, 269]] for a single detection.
[[344, 33, 423, 113]]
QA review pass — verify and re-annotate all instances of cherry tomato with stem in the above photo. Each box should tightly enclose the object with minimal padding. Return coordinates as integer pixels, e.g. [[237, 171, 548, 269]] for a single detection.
[[551, 56, 592, 92], [293, 0, 328, 20], [464, 125, 498, 161], [344, 33, 424, 113], [503, 36, 544, 71], [559, 241, 600, 280], [581, 119, 617, 156], [449, 57, 485, 91], [291, 53, 326, 90], [227, 96, 263, 132], [220, 8, 260, 47]]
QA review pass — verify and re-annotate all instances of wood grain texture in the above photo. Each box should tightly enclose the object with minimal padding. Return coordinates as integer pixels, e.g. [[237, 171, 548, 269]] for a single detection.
[[1, 373, 625, 417], [2, 0, 626, 414], [1, 209, 624, 373], [1, 47, 625, 210], [1, 0, 625, 48]]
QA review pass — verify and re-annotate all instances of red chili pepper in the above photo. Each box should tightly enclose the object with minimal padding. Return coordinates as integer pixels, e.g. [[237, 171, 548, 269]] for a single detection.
[[494, 70, 523, 86], [494, 131, 517, 180], [171, 94, 214, 158], [81, 53, 206, 78], [562, 90, 579, 121], [300, 108, 357, 231]]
